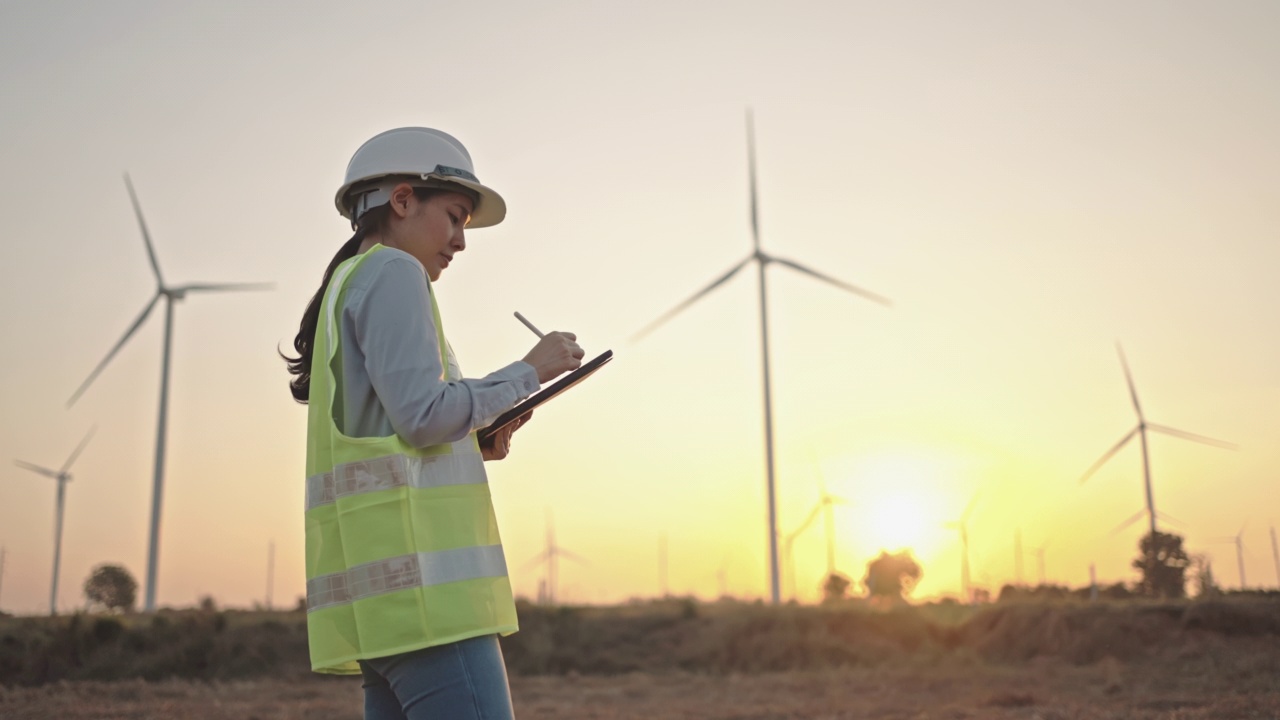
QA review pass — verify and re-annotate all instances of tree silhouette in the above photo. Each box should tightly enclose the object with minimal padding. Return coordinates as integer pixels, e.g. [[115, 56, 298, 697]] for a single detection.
[[821, 572, 851, 603], [1189, 552, 1218, 598], [863, 550, 922, 601], [1132, 531, 1190, 598], [83, 564, 138, 613]]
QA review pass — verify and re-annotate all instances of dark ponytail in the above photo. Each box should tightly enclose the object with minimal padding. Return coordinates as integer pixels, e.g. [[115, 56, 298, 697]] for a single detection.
[[283, 206, 387, 403], [282, 187, 439, 403]]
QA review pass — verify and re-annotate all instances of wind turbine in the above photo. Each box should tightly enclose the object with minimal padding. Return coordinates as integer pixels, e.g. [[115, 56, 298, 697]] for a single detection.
[[1270, 525, 1279, 588], [265, 540, 275, 611], [783, 478, 848, 599], [945, 496, 978, 601], [520, 510, 587, 606], [67, 175, 272, 612], [658, 533, 668, 598], [13, 427, 96, 615], [632, 110, 890, 604], [1210, 526, 1248, 589], [1014, 528, 1024, 585], [1032, 542, 1049, 586], [1078, 344, 1235, 537]]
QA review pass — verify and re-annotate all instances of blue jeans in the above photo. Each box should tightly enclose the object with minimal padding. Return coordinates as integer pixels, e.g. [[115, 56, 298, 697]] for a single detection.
[[358, 635, 515, 719]]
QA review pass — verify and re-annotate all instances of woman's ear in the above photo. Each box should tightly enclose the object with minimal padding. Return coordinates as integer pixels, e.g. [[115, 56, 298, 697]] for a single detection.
[[388, 183, 416, 218]]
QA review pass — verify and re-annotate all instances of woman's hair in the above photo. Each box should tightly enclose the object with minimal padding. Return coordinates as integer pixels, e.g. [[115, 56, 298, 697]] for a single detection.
[[282, 186, 438, 403]]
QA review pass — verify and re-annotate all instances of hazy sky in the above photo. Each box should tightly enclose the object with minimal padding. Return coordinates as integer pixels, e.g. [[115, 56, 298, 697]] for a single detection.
[[1, 1, 1277, 614]]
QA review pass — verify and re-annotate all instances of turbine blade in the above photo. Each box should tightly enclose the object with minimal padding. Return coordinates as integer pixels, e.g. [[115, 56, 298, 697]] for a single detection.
[[771, 257, 892, 307], [630, 257, 752, 341], [1109, 509, 1148, 536], [746, 108, 760, 252], [67, 293, 162, 407], [60, 426, 97, 474], [1146, 423, 1237, 450], [1116, 343, 1143, 419], [179, 282, 275, 293], [13, 460, 59, 479], [961, 494, 980, 523], [555, 548, 590, 565], [1155, 510, 1188, 529], [517, 551, 550, 574], [124, 174, 164, 286], [1078, 427, 1139, 484], [788, 503, 824, 541]]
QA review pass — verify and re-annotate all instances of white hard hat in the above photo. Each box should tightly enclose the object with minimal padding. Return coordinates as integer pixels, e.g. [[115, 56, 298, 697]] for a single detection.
[[335, 127, 507, 229]]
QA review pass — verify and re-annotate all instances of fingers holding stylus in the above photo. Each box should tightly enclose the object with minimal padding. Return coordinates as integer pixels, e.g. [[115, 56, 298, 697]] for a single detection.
[[522, 332, 584, 382]]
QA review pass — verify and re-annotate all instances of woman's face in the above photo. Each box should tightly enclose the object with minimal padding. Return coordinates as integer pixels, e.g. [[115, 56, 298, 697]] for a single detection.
[[386, 185, 475, 282]]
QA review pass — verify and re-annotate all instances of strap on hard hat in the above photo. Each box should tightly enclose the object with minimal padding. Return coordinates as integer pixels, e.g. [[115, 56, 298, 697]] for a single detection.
[[346, 167, 481, 226]]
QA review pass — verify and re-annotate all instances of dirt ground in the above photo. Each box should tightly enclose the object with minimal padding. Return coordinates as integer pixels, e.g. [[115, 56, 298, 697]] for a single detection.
[[2, 656, 1277, 720]]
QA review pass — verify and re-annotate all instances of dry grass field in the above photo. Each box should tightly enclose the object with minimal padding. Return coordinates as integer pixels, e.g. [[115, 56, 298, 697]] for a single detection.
[[2, 598, 1277, 718], [2, 652, 1278, 720]]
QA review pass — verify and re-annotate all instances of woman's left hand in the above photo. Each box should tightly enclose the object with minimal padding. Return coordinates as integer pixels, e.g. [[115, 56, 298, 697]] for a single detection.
[[481, 412, 531, 461]]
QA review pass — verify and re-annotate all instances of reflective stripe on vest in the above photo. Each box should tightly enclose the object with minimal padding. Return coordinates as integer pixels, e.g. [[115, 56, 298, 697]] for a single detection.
[[306, 545, 508, 611], [303, 245, 518, 675], [304, 444, 486, 511]]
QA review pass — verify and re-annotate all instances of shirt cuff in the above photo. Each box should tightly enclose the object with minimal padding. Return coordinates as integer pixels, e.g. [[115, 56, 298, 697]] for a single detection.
[[505, 361, 541, 398]]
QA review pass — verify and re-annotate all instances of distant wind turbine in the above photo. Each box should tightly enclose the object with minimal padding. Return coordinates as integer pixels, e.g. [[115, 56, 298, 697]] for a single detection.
[[658, 533, 668, 597], [632, 109, 890, 604], [945, 496, 978, 600], [1014, 528, 1024, 585], [13, 427, 96, 615], [265, 540, 275, 611], [1270, 525, 1279, 589], [1210, 525, 1248, 589], [1078, 344, 1235, 537], [783, 478, 848, 599], [1032, 541, 1050, 586], [520, 510, 587, 606], [67, 175, 272, 612]]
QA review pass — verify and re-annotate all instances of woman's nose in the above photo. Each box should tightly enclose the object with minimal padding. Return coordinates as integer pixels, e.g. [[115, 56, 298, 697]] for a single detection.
[[454, 230, 466, 251]]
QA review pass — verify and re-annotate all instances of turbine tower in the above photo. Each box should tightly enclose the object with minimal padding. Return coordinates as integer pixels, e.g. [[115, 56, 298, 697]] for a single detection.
[[13, 427, 95, 615], [633, 110, 890, 604], [1270, 525, 1279, 588], [1032, 542, 1049, 586], [1014, 528, 1024, 585], [945, 496, 978, 601], [1078, 344, 1234, 536], [520, 510, 587, 606], [659, 533, 668, 597], [1211, 526, 1248, 589], [68, 175, 272, 612]]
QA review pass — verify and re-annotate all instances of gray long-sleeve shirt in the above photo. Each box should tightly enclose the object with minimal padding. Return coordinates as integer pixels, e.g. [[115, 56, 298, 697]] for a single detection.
[[332, 247, 540, 446]]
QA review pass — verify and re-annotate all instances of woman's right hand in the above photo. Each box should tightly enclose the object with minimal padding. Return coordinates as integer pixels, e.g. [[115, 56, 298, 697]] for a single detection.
[[522, 331, 585, 383]]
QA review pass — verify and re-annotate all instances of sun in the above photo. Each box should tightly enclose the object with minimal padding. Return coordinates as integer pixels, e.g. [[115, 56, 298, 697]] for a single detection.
[[867, 492, 928, 552], [835, 450, 960, 560]]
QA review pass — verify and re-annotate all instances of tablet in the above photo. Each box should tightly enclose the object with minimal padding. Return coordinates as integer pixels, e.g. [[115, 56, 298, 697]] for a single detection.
[[477, 349, 614, 443]]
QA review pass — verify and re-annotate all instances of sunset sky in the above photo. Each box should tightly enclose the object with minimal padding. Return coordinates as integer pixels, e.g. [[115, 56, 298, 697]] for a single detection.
[[1, 1, 1277, 614]]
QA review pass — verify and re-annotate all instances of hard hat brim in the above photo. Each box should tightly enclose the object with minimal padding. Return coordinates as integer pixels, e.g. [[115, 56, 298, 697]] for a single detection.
[[437, 177, 506, 229], [335, 176, 506, 229]]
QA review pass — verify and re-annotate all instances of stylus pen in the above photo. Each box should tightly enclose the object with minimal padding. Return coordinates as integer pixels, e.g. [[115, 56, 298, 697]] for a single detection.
[[514, 311, 545, 338]]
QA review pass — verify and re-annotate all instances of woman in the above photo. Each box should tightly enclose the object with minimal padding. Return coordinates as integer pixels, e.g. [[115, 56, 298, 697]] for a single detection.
[[283, 126, 584, 719]]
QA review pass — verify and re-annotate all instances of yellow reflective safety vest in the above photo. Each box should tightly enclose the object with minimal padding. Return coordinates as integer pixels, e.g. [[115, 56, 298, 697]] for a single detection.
[[304, 245, 517, 674]]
